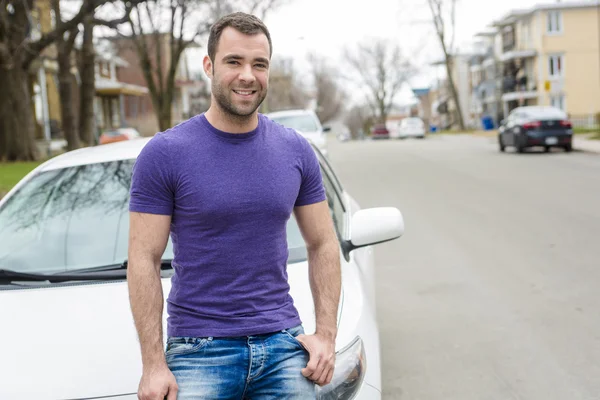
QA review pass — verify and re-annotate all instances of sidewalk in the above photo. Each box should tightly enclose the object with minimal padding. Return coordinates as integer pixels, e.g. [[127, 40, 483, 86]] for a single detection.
[[573, 136, 600, 154], [468, 130, 600, 153]]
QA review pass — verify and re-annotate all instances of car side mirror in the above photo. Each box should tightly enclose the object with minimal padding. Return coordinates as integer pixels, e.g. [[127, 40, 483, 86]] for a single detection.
[[342, 207, 404, 261], [323, 126, 332, 133]]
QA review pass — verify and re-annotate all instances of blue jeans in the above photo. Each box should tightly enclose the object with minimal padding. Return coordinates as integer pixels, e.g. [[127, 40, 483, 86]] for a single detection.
[[166, 325, 316, 399]]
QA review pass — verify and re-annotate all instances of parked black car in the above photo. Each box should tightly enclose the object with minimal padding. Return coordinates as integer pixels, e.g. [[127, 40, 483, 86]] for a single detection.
[[498, 106, 573, 153]]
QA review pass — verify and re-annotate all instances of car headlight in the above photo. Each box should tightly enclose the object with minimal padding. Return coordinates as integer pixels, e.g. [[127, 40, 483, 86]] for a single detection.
[[316, 336, 366, 400]]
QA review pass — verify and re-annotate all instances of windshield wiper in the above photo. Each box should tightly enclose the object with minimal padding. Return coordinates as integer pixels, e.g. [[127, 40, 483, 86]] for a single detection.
[[0, 259, 173, 284], [0, 268, 128, 283], [72, 259, 174, 273]]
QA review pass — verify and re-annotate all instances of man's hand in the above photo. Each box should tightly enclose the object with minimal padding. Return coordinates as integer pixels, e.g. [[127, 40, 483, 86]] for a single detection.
[[138, 363, 178, 400], [296, 333, 336, 386]]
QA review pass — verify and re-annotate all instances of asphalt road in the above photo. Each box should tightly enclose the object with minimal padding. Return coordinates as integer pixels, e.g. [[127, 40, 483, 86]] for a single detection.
[[326, 134, 600, 400]]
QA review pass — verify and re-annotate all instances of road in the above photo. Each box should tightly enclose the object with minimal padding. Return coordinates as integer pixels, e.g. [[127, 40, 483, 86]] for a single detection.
[[326, 134, 600, 400]]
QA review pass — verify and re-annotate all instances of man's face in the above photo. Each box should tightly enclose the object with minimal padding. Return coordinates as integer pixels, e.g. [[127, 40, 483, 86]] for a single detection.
[[204, 27, 270, 118]]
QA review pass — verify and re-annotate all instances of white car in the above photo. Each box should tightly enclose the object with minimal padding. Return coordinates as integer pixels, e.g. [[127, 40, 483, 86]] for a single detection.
[[393, 117, 426, 139], [0, 138, 404, 400], [266, 109, 330, 156]]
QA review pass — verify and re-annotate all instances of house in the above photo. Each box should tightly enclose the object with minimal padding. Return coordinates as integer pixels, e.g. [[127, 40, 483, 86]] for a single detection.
[[29, 0, 61, 142], [469, 30, 503, 128], [430, 53, 476, 130], [489, 1, 600, 123], [111, 34, 207, 136], [411, 87, 433, 129], [93, 40, 149, 135], [28, 0, 149, 147]]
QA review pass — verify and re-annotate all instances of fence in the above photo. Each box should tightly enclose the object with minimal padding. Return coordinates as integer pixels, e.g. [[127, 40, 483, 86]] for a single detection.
[[569, 114, 600, 131]]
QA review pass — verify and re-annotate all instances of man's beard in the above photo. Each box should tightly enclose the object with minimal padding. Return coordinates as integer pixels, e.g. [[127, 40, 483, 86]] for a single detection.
[[212, 79, 267, 118]]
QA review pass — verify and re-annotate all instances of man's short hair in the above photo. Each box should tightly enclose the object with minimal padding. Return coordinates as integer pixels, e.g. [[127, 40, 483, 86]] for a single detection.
[[207, 12, 273, 62]]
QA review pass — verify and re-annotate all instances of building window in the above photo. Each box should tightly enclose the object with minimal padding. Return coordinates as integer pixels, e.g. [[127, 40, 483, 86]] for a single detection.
[[502, 25, 515, 51], [547, 11, 562, 34], [550, 94, 565, 111], [548, 54, 564, 78]]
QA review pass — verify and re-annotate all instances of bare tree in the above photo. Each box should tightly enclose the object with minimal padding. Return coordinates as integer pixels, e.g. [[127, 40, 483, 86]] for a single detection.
[[78, 14, 96, 147], [212, 0, 289, 21], [264, 57, 309, 112], [307, 53, 344, 123], [344, 39, 413, 124], [427, 0, 465, 130], [52, 1, 139, 151], [120, 0, 287, 132], [0, 0, 111, 161], [344, 103, 372, 138], [77, 3, 137, 147], [52, 0, 81, 151]]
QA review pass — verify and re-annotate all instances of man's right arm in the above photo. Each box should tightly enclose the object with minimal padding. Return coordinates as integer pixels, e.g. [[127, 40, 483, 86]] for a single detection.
[[127, 211, 177, 400]]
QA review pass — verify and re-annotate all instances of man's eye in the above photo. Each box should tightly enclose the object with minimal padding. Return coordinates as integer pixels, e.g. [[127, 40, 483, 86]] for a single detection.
[[255, 64, 267, 69], [228, 60, 239, 65]]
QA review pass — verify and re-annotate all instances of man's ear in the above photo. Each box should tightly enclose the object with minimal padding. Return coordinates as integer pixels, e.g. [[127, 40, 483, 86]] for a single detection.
[[203, 55, 213, 79]]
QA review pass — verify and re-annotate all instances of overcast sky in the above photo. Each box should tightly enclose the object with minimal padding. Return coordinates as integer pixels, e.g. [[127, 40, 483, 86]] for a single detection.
[[259, 0, 566, 105], [185, 0, 588, 107]]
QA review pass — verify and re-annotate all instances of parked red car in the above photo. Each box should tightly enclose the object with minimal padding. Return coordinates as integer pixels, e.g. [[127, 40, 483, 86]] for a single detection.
[[370, 124, 390, 140]]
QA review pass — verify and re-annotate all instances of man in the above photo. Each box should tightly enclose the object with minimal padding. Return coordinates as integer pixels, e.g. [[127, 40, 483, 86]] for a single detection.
[[127, 12, 341, 400]]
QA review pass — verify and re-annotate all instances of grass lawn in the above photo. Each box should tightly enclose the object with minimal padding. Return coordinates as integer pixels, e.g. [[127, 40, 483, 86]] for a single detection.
[[573, 127, 600, 135], [0, 161, 43, 198]]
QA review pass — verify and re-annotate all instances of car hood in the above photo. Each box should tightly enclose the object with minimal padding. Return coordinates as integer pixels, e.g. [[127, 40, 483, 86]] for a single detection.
[[0, 261, 344, 400]]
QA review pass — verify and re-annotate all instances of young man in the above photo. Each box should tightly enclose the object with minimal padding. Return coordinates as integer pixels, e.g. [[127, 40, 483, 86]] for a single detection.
[[127, 12, 341, 400]]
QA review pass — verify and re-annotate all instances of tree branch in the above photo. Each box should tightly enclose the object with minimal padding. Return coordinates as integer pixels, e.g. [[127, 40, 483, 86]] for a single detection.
[[0, 0, 11, 37], [449, 0, 456, 54], [129, 4, 159, 101], [23, 0, 105, 68], [92, 3, 135, 30], [0, 42, 10, 65], [176, 0, 186, 57], [65, 27, 79, 55], [145, 1, 164, 92]]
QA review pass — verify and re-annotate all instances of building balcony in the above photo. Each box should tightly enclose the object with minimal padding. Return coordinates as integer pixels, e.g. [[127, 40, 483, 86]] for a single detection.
[[501, 75, 539, 102], [500, 49, 537, 62]]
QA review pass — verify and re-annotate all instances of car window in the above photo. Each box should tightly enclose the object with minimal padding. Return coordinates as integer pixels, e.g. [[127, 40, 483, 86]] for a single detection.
[[315, 151, 343, 197], [271, 114, 320, 133], [318, 164, 345, 240], [0, 161, 307, 275], [524, 107, 567, 120], [403, 118, 423, 126]]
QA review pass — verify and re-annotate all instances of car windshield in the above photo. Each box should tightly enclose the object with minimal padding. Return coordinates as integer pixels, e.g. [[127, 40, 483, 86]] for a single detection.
[[270, 114, 319, 133], [0, 160, 307, 275], [403, 118, 423, 126]]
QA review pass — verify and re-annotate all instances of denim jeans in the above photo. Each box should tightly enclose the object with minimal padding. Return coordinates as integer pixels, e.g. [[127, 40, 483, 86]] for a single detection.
[[166, 324, 317, 399]]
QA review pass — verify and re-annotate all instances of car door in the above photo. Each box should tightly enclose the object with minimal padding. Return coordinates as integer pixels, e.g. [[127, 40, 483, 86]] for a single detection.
[[313, 146, 380, 313]]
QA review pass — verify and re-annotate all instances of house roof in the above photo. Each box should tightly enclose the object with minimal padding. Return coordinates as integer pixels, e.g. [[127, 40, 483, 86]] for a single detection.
[[493, 1, 598, 26], [95, 78, 149, 96]]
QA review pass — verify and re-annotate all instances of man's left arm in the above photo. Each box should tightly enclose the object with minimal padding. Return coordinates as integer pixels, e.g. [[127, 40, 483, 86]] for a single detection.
[[293, 200, 341, 387]]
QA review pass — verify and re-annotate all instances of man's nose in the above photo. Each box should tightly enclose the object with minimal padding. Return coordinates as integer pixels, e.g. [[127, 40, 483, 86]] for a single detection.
[[238, 64, 256, 83]]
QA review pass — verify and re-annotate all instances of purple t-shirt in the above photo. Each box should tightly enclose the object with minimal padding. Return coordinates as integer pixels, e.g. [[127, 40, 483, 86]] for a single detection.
[[129, 113, 326, 337]]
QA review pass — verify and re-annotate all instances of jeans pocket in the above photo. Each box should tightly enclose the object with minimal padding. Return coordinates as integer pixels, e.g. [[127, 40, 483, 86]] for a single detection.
[[165, 337, 210, 357], [282, 325, 306, 350]]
